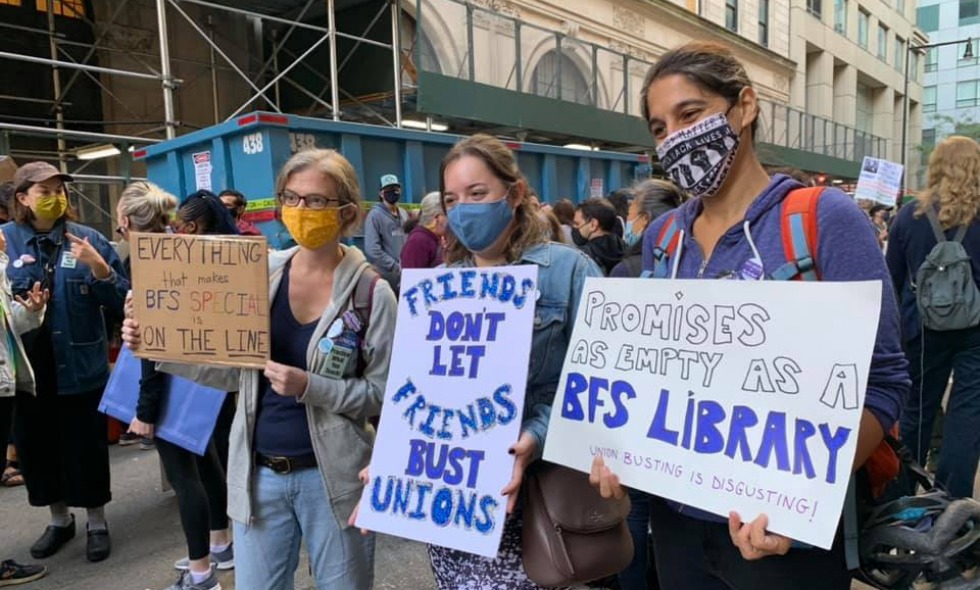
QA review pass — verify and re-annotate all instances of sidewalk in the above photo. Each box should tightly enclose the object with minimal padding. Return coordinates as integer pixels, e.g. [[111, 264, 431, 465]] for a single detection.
[[0, 441, 901, 589], [0, 443, 435, 590]]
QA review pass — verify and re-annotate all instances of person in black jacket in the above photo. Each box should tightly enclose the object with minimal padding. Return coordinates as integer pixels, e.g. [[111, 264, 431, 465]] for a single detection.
[[119, 184, 235, 590], [573, 198, 625, 275]]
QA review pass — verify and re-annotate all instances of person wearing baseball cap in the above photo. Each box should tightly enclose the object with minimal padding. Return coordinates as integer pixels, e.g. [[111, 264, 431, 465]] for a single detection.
[[4, 161, 130, 564], [363, 173, 409, 293]]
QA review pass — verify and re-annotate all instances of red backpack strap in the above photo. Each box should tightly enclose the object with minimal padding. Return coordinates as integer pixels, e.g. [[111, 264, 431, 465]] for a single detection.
[[645, 213, 681, 279], [772, 187, 824, 281]]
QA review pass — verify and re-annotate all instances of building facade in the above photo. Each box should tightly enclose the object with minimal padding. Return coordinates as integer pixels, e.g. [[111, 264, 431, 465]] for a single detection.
[[918, 0, 980, 184], [0, 0, 927, 208], [406, 0, 924, 180], [787, 0, 927, 179]]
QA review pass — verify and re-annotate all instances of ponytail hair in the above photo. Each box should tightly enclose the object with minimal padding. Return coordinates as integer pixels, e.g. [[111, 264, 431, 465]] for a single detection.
[[118, 181, 179, 233], [178, 190, 240, 235]]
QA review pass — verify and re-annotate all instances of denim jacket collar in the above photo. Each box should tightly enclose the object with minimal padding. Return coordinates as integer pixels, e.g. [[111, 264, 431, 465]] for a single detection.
[[520, 242, 553, 267], [10, 220, 66, 248]]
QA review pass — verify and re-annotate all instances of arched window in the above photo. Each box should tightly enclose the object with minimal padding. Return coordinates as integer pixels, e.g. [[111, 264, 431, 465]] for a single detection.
[[531, 50, 591, 105], [401, 15, 442, 75]]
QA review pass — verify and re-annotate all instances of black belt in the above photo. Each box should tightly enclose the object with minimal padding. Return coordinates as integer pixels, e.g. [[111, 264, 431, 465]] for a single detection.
[[255, 453, 317, 474]]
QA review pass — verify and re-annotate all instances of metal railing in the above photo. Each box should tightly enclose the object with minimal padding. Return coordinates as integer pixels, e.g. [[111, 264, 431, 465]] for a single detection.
[[756, 99, 888, 160], [411, 0, 887, 160]]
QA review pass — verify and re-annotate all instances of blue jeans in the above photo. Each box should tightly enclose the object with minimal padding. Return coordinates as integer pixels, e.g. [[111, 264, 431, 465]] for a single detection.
[[619, 489, 658, 590], [900, 326, 980, 498], [233, 466, 375, 590]]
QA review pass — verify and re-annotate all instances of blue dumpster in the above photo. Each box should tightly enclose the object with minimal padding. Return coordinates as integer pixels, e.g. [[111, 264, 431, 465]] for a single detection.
[[136, 112, 652, 249]]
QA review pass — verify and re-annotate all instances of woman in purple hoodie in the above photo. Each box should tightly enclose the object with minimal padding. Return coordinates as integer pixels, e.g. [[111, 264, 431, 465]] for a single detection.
[[591, 42, 909, 589]]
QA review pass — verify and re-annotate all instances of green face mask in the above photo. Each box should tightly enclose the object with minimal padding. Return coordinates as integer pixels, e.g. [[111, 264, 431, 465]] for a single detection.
[[34, 193, 68, 221]]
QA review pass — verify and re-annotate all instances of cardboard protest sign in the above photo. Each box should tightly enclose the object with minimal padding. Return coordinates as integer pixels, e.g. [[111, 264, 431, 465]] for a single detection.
[[854, 157, 903, 206], [543, 279, 882, 549], [356, 266, 538, 557], [130, 233, 270, 369]]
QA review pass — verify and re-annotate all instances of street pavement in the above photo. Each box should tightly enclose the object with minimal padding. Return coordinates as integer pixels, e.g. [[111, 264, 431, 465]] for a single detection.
[[0, 440, 899, 589], [0, 442, 436, 590]]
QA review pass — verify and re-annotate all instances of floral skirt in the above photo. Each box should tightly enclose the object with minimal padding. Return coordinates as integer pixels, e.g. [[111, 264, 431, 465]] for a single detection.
[[427, 511, 571, 590]]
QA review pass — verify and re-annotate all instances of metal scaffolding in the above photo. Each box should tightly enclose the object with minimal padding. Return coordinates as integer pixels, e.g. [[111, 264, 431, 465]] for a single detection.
[[0, 0, 409, 178]]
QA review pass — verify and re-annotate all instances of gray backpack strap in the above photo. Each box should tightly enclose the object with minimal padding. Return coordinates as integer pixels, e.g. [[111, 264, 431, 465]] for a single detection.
[[924, 207, 948, 244], [953, 224, 970, 244], [353, 266, 380, 334]]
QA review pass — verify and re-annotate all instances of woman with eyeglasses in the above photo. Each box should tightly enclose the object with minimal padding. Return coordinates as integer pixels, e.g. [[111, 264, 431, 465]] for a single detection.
[[124, 149, 396, 589], [3, 162, 129, 564]]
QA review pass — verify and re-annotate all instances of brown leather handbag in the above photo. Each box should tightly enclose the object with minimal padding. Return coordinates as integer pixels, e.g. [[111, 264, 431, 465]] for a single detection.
[[521, 461, 634, 587]]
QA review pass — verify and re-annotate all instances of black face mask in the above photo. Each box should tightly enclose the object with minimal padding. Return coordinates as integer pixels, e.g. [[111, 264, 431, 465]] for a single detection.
[[382, 189, 401, 204], [571, 228, 588, 247]]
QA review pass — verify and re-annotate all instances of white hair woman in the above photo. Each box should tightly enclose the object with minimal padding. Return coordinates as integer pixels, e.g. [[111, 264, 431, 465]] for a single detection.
[[400, 191, 447, 269]]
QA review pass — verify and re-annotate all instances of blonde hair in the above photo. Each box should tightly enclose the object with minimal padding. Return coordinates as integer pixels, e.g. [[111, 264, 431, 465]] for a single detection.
[[275, 149, 363, 235], [917, 136, 980, 229], [419, 191, 442, 226], [439, 135, 549, 264], [118, 181, 178, 233]]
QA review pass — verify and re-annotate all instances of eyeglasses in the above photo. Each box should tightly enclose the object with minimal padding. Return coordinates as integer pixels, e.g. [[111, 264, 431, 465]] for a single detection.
[[278, 191, 343, 210]]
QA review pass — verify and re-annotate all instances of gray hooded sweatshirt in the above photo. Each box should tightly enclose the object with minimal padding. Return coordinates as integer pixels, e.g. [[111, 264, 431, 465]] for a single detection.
[[226, 245, 398, 529]]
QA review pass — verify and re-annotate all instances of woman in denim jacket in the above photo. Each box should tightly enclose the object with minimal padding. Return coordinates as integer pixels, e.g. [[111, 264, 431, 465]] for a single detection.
[[4, 162, 129, 564], [424, 135, 602, 588]]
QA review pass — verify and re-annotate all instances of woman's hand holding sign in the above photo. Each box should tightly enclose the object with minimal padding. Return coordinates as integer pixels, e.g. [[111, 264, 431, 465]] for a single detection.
[[728, 512, 792, 560], [591, 456, 792, 561], [348, 467, 372, 536], [264, 361, 308, 397], [122, 317, 141, 350], [501, 432, 537, 513], [589, 455, 626, 500]]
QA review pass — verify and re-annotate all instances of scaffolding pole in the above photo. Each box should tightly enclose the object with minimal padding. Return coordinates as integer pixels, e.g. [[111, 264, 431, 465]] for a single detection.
[[0, 0, 410, 153], [0, 51, 165, 81], [167, 0, 283, 115], [157, 0, 178, 139], [328, 0, 340, 121], [208, 15, 219, 124], [391, 0, 402, 128], [47, 0, 66, 170], [227, 32, 331, 119], [0, 122, 162, 145]]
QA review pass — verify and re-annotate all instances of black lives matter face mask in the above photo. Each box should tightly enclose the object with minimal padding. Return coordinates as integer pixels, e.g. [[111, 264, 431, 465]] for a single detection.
[[656, 113, 741, 199]]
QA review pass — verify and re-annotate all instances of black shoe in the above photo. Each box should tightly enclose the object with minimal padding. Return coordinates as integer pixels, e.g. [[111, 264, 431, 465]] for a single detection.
[[29, 515, 75, 559], [0, 560, 47, 586], [86, 524, 111, 562]]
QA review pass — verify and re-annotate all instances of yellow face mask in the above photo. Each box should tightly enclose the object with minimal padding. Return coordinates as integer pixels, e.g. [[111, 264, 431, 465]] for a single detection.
[[281, 205, 347, 250], [34, 193, 68, 221]]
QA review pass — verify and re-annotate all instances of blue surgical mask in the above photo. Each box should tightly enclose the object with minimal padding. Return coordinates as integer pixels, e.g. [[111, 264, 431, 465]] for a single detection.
[[447, 198, 514, 252], [624, 219, 641, 247]]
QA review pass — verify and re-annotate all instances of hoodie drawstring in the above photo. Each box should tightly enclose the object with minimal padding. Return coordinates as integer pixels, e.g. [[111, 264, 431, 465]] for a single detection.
[[669, 222, 766, 281], [743, 220, 766, 281]]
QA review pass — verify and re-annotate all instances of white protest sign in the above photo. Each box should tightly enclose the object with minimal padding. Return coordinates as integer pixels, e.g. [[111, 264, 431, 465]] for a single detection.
[[854, 157, 903, 207], [356, 266, 538, 557], [543, 279, 882, 549]]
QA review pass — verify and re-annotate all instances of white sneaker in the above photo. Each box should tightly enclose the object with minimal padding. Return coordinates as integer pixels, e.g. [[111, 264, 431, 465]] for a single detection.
[[174, 544, 234, 571]]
